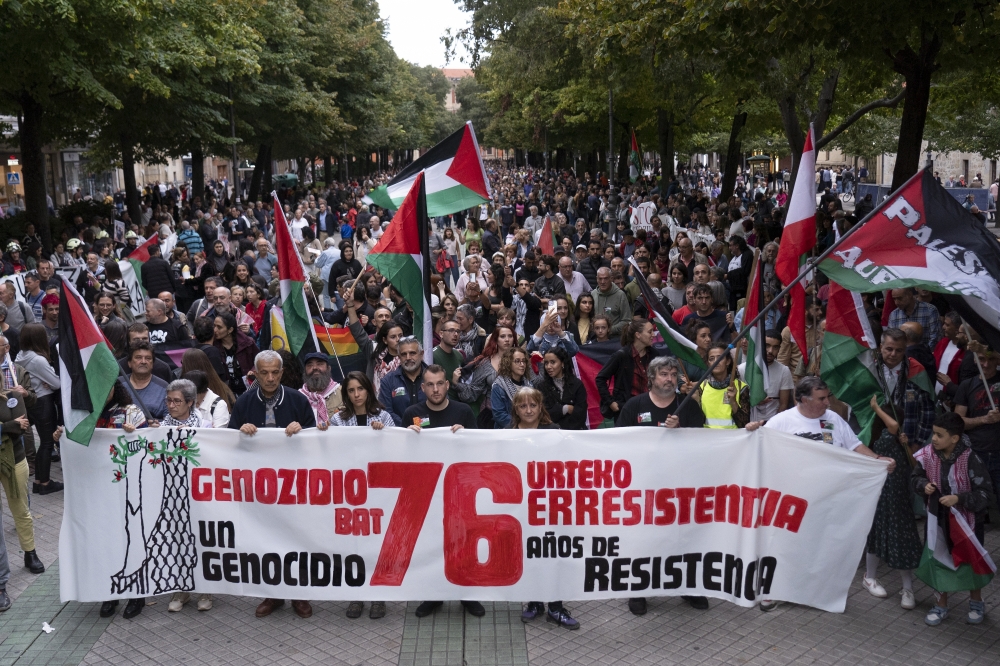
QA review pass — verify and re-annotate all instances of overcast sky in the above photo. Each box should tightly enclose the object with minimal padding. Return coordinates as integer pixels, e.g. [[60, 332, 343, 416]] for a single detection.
[[378, 0, 471, 68]]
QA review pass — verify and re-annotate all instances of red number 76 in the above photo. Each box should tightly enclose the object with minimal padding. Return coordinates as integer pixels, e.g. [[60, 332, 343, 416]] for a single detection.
[[367, 462, 523, 587]]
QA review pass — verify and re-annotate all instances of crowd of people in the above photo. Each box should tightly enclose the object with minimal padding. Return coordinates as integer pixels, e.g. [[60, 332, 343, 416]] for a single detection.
[[0, 162, 995, 633]]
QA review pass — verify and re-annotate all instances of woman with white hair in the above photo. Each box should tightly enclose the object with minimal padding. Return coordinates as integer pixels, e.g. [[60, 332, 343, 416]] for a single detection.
[[453, 253, 487, 302]]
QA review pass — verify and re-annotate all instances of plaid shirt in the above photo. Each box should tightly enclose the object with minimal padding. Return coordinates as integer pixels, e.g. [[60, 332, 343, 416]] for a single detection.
[[886, 362, 935, 446], [887, 301, 943, 348]]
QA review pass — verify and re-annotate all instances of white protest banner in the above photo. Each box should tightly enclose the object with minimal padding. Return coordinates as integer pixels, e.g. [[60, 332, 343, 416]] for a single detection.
[[60, 427, 886, 612], [0, 272, 26, 301], [629, 201, 658, 233]]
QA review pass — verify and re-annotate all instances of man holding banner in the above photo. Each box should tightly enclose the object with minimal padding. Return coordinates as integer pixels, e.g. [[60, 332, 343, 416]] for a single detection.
[[228, 350, 318, 619]]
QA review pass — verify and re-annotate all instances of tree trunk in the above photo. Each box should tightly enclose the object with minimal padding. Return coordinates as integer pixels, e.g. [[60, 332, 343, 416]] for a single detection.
[[191, 145, 205, 203], [248, 143, 266, 202], [889, 36, 941, 191], [120, 133, 143, 233], [617, 129, 629, 183], [657, 108, 676, 188], [720, 110, 748, 202], [17, 96, 51, 252], [324, 156, 332, 186], [777, 94, 806, 188], [263, 144, 273, 195]]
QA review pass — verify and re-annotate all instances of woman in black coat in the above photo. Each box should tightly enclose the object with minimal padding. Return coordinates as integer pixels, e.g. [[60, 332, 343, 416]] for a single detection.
[[533, 347, 588, 430], [327, 241, 364, 297], [595, 320, 658, 423]]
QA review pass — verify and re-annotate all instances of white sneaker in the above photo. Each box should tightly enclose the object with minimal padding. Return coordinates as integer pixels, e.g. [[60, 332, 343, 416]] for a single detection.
[[862, 577, 887, 598], [759, 599, 780, 612], [900, 589, 915, 609], [168, 592, 190, 612], [197, 594, 212, 611]]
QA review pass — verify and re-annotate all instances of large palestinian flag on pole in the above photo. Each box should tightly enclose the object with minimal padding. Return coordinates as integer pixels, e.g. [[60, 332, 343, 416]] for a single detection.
[[742, 249, 770, 407], [59, 276, 120, 445], [775, 125, 817, 361], [363, 122, 491, 217], [821, 282, 883, 444], [273, 192, 320, 357], [125, 234, 159, 297], [367, 172, 434, 364], [819, 168, 1000, 351]]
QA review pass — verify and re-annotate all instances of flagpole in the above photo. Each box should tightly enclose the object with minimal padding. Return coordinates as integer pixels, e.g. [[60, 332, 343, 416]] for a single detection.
[[964, 324, 998, 411], [672, 167, 929, 415], [307, 287, 346, 379]]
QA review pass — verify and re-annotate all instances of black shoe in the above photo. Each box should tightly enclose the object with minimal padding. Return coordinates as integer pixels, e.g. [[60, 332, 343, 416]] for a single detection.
[[0, 589, 10, 612], [34, 481, 64, 495], [414, 601, 443, 617], [123, 598, 145, 619], [628, 597, 647, 616], [462, 601, 486, 617], [99, 600, 119, 618], [682, 595, 709, 610], [24, 550, 44, 574]]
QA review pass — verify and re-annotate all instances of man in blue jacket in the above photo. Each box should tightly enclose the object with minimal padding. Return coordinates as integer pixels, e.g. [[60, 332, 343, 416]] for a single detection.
[[228, 350, 319, 620], [379, 337, 426, 426]]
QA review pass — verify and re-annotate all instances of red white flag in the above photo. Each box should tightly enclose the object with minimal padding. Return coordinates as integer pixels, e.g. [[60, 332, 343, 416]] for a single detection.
[[775, 125, 817, 360]]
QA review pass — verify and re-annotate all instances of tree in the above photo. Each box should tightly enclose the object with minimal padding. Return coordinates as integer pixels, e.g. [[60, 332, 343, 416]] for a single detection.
[[0, 0, 134, 249]]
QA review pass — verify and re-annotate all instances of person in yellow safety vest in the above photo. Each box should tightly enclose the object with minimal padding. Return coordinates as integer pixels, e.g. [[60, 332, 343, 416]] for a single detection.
[[689, 342, 750, 429]]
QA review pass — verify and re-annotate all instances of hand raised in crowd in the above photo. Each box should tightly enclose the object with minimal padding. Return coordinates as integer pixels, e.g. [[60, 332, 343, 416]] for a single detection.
[[285, 422, 302, 437]]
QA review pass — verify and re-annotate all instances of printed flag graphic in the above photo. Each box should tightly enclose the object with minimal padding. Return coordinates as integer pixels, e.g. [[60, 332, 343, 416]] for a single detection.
[[819, 169, 1000, 351]]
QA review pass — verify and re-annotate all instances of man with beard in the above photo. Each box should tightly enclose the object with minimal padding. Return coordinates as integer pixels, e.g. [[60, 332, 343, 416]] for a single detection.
[[738, 330, 794, 422], [616, 356, 705, 616], [379, 337, 427, 426], [403, 365, 480, 619], [299, 353, 342, 427]]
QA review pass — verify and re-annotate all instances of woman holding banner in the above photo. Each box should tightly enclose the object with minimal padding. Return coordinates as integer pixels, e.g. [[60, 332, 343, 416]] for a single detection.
[[511, 387, 580, 630], [330, 371, 393, 620]]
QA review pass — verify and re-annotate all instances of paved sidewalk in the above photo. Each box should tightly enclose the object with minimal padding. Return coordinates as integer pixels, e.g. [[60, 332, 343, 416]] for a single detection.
[[1, 459, 999, 666]]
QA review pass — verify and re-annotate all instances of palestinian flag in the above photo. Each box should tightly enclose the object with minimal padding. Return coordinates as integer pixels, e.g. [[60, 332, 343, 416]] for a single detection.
[[629, 130, 641, 183], [775, 125, 817, 361], [367, 173, 434, 364], [273, 192, 320, 357], [628, 257, 706, 370], [574, 341, 625, 429], [916, 494, 995, 592], [363, 122, 491, 217], [742, 249, 770, 407], [124, 234, 159, 298], [537, 215, 557, 256], [821, 282, 883, 443], [59, 276, 120, 445], [820, 168, 1000, 351]]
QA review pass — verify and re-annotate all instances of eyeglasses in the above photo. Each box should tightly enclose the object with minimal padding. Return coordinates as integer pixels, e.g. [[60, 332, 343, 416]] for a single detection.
[[165, 398, 188, 406]]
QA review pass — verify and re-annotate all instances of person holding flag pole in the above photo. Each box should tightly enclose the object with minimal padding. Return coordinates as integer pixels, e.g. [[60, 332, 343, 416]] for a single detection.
[[670, 167, 930, 421], [271, 192, 345, 379]]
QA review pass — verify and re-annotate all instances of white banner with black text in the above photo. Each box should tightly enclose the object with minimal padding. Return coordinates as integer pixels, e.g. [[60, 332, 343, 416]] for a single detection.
[[60, 427, 887, 612]]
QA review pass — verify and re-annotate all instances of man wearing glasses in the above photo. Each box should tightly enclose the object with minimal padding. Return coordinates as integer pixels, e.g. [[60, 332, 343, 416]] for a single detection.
[[433, 319, 464, 398]]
